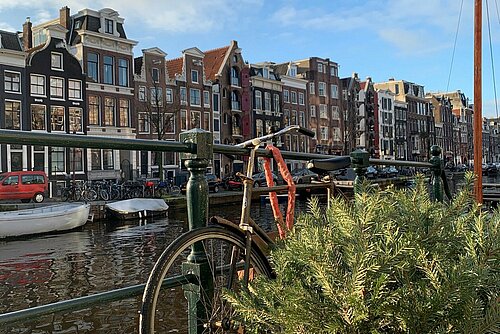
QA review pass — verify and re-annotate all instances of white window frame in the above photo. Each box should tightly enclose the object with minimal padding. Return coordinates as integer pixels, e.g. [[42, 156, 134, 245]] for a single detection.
[[191, 70, 199, 84], [190, 88, 201, 107], [318, 82, 326, 97], [31, 104, 47, 131], [310, 105, 316, 118], [204, 90, 210, 107], [68, 79, 82, 100], [330, 84, 338, 99], [51, 52, 63, 71], [50, 76, 64, 100], [138, 112, 150, 134], [30, 74, 45, 96], [180, 87, 187, 105], [298, 92, 305, 105], [309, 82, 315, 95], [5, 70, 21, 93], [50, 106, 65, 132], [138, 86, 146, 101], [166, 88, 173, 104]]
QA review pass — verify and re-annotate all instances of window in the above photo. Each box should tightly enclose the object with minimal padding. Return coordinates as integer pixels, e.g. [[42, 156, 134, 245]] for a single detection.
[[332, 106, 340, 120], [283, 90, 289, 103], [105, 18, 113, 34], [5, 100, 21, 129], [289, 66, 297, 77], [152, 68, 159, 83], [298, 92, 305, 105], [51, 52, 63, 70], [214, 117, 220, 132], [166, 88, 173, 104], [190, 111, 201, 128], [92, 149, 114, 170], [88, 95, 100, 125], [30, 75, 45, 96], [231, 67, 240, 86], [69, 107, 83, 132], [119, 99, 129, 127], [395, 84, 399, 94], [320, 127, 328, 140], [310, 105, 316, 117], [165, 113, 175, 133], [213, 93, 219, 112], [231, 91, 240, 110], [150, 87, 163, 106], [318, 82, 326, 96], [319, 104, 328, 119], [291, 110, 297, 125], [291, 91, 297, 104], [118, 59, 128, 86], [204, 112, 210, 130], [50, 77, 64, 99], [104, 97, 115, 126], [330, 84, 338, 99], [204, 90, 210, 107], [317, 63, 323, 72], [138, 86, 146, 101], [190, 88, 201, 106], [51, 147, 65, 174], [69, 148, 83, 172], [283, 109, 290, 126], [264, 92, 271, 111], [50, 106, 65, 132], [254, 91, 262, 110], [299, 111, 305, 127], [274, 94, 280, 113], [31, 105, 46, 131], [68, 80, 82, 100], [5, 71, 21, 93], [330, 65, 338, 77], [309, 82, 315, 95], [87, 53, 98, 82], [180, 87, 187, 105], [191, 70, 198, 83], [256, 119, 264, 137], [103, 56, 114, 84], [138, 112, 150, 133], [181, 110, 187, 130]]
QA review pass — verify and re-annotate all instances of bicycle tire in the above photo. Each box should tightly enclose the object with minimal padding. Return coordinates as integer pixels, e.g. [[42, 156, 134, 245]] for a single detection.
[[139, 226, 272, 334], [100, 189, 110, 201], [170, 185, 181, 196], [61, 188, 70, 202]]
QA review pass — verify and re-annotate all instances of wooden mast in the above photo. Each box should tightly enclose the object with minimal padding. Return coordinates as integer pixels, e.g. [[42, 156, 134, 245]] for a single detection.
[[473, 0, 483, 202]]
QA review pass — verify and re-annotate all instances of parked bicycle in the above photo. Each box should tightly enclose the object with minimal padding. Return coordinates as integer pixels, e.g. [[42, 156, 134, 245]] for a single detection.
[[139, 125, 317, 333]]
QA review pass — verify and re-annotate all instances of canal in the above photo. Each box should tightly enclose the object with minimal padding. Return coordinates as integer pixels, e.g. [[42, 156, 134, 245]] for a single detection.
[[0, 198, 312, 334]]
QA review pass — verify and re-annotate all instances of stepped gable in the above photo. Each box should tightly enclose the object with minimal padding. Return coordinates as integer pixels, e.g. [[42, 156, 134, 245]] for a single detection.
[[0, 30, 23, 51], [203, 45, 230, 81], [166, 56, 183, 78]]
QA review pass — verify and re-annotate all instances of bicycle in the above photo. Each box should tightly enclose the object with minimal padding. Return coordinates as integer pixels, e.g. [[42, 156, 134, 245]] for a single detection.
[[139, 125, 320, 333], [155, 178, 181, 197]]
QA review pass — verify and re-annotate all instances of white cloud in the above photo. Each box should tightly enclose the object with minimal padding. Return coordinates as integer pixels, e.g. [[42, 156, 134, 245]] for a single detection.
[[0, 21, 15, 31], [270, 0, 472, 56]]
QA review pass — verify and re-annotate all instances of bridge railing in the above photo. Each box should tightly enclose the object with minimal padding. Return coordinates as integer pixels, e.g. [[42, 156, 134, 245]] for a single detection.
[[0, 128, 448, 327]]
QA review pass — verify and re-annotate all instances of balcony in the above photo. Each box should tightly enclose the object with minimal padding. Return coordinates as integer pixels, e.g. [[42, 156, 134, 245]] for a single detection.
[[232, 126, 243, 138]]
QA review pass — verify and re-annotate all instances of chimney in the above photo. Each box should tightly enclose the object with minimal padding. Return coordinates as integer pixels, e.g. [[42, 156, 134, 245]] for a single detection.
[[352, 72, 358, 79], [60, 6, 70, 30], [388, 77, 395, 81], [22, 17, 32, 50]]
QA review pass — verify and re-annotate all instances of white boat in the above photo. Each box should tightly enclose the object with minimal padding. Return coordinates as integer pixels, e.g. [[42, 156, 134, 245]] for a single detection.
[[105, 198, 169, 220], [0, 203, 91, 238]]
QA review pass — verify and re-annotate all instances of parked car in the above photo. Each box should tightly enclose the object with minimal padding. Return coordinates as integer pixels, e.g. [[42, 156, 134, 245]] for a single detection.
[[252, 171, 279, 187], [291, 168, 319, 184], [380, 166, 398, 178], [0, 171, 48, 203], [181, 174, 222, 193], [365, 166, 378, 179]]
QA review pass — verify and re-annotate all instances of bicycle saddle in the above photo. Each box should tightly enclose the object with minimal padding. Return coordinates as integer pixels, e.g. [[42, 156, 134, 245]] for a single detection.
[[307, 156, 351, 174]]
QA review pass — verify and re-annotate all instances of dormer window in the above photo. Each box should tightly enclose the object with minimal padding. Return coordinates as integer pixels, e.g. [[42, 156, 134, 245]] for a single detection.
[[289, 66, 297, 77], [105, 19, 113, 34]]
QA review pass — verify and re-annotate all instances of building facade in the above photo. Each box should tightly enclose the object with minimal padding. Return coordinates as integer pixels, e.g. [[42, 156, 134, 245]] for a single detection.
[[377, 89, 395, 160]]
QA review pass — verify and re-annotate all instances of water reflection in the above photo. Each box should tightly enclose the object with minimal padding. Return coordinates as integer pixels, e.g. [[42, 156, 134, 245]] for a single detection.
[[0, 199, 312, 333]]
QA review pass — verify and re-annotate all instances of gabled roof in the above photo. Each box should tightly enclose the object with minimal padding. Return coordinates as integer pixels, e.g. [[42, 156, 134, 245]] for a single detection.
[[203, 45, 230, 81], [166, 57, 183, 78], [0, 30, 22, 51]]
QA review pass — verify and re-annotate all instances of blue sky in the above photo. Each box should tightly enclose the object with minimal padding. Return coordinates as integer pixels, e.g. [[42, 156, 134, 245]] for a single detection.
[[1, 0, 499, 117]]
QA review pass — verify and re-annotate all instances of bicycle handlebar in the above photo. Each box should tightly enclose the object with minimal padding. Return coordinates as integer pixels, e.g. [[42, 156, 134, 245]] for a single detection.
[[236, 125, 315, 149]]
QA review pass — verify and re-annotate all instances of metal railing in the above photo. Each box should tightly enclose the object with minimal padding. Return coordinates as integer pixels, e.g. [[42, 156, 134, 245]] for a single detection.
[[0, 128, 449, 327]]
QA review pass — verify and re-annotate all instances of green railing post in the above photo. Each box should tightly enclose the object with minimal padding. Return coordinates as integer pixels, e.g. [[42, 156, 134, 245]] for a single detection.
[[179, 128, 213, 334], [429, 145, 443, 202], [351, 149, 370, 195]]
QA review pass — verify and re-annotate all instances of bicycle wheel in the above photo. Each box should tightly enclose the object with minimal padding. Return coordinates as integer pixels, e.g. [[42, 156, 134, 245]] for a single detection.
[[139, 226, 272, 334], [100, 189, 110, 201], [61, 188, 70, 202], [170, 185, 181, 196]]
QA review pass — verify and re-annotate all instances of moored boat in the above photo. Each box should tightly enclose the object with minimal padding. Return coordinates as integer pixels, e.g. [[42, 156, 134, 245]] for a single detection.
[[0, 203, 91, 238], [105, 198, 169, 220]]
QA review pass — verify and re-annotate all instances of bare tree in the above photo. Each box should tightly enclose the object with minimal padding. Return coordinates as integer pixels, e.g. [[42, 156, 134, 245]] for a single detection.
[[137, 80, 177, 181]]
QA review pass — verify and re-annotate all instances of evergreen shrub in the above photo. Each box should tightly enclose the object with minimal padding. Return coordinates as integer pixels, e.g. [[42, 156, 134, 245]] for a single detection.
[[225, 174, 499, 333]]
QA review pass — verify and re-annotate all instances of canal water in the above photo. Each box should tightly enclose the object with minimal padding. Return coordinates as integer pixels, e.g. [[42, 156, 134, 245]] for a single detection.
[[0, 198, 313, 334]]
